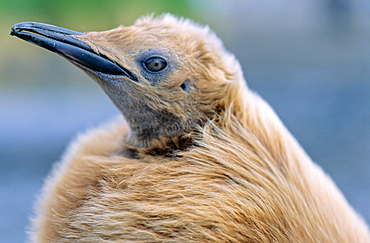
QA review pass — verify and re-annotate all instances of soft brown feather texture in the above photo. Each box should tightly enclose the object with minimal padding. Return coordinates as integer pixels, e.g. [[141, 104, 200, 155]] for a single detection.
[[28, 14, 369, 242]]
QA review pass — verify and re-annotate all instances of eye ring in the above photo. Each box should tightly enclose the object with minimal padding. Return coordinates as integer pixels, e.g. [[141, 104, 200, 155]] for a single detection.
[[143, 56, 167, 72]]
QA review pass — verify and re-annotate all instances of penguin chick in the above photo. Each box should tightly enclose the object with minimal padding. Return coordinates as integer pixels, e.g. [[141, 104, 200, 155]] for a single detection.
[[11, 14, 369, 243]]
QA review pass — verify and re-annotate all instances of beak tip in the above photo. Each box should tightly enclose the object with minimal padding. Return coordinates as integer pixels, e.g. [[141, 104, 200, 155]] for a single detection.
[[10, 22, 29, 36], [10, 28, 18, 36]]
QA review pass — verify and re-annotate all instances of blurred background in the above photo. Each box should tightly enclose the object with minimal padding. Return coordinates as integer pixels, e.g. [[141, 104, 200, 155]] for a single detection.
[[0, 0, 369, 241]]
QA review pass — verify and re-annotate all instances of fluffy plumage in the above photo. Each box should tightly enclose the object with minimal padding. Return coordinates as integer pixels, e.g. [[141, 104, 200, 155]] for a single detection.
[[12, 14, 369, 242]]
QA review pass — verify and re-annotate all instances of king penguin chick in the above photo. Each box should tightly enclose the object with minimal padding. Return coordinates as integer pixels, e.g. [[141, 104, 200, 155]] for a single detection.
[[11, 14, 369, 243]]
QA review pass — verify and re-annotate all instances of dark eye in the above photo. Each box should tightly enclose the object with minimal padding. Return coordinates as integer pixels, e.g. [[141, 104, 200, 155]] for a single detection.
[[144, 57, 167, 72]]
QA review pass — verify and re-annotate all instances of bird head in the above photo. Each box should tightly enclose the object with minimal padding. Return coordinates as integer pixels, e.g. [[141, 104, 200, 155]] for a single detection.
[[11, 14, 246, 148]]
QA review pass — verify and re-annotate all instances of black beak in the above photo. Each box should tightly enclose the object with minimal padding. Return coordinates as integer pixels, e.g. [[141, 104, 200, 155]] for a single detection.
[[10, 22, 136, 79]]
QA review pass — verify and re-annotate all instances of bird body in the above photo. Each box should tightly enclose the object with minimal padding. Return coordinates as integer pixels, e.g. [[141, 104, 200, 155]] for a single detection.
[[11, 14, 369, 242]]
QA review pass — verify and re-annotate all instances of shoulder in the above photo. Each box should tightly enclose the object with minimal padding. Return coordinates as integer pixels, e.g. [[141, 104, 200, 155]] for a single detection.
[[62, 116, 130, 161]]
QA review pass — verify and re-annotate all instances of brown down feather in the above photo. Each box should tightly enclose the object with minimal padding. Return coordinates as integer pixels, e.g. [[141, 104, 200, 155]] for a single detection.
[[27, 14, 369, 242]]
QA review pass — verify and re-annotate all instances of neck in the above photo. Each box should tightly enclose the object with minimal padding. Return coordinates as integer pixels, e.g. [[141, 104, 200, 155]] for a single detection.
[[124, 128, 196, 156]]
